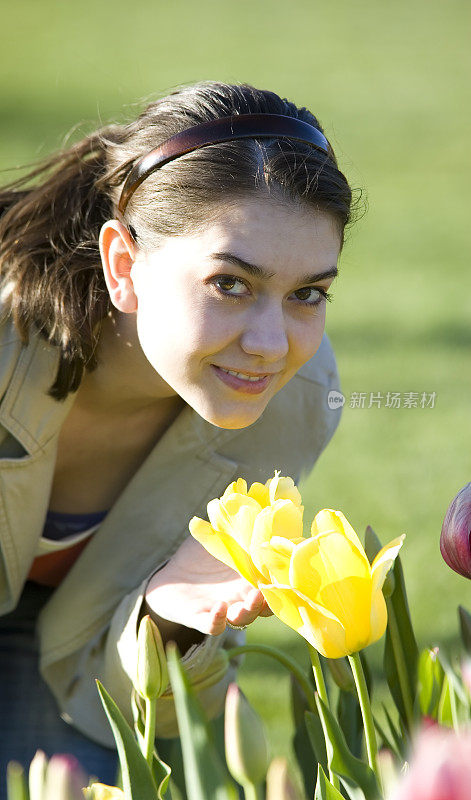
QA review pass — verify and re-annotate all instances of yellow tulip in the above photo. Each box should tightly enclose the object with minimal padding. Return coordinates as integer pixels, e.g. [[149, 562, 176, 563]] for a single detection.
[[189, 473, 404, 659], [82, 783, 124, 799], [188, 470, 304, 586]]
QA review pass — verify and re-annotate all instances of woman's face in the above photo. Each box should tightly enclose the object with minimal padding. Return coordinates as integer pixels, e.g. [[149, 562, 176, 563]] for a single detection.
[[130, 196, 342, 429]]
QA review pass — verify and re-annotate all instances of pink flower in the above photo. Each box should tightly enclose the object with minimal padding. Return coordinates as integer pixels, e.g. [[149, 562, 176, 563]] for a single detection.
[[389, 726, 471, 800], [440, 483, 471, 579], [29, 751, 89, 799]]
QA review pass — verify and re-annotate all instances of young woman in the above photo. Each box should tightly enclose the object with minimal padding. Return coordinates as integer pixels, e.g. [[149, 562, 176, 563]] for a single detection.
[[0, 81, 356, 788]]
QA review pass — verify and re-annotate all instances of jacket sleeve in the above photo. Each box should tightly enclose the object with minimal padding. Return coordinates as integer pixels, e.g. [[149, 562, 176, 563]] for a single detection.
[[41, 574, 246, 746]]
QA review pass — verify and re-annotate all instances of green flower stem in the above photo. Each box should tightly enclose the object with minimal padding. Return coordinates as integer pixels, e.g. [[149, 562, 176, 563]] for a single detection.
[[243, 782, 263, 800], [308, 645, 339, 790], [450, 682, 460, 731], [348, 653, 381, 788], [386, 598, 414, 731], [226, 644, 317, 712], [144, 696, 157, 767], [308, 645, 329, 707]]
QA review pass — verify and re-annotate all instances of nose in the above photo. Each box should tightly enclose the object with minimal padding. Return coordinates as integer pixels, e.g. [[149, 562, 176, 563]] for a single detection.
[[239, 300, 289, 364]]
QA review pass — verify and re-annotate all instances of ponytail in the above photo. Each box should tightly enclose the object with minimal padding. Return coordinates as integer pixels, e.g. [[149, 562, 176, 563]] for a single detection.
[[0, 129, 120, 399]]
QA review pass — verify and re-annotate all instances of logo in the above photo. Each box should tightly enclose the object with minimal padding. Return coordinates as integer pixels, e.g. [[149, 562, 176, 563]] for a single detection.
[[327, 390, 345, 410]]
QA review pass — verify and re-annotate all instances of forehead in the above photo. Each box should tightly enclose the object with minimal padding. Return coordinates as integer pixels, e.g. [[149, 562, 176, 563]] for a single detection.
[[188, 196, 342, 273]]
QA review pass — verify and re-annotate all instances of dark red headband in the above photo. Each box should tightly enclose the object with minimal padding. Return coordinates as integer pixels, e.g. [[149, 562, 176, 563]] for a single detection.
[[117, 113, 330, 216]]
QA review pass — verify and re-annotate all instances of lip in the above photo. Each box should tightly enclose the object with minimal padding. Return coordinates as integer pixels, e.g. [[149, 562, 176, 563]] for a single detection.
[[216, 366, 276, 377], [211, 364, 274, 394]]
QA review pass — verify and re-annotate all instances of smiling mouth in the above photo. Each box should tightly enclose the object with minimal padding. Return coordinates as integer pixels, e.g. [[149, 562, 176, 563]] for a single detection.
[[215, 366, 275, 379], [211, 364, 275, 393]]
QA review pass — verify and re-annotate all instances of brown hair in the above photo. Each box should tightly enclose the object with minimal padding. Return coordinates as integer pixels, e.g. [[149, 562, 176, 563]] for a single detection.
[[0, 81, 361, 400]]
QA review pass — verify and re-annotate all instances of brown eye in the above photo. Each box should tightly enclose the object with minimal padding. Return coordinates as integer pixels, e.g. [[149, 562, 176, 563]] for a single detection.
[[293, 287, 331, 307], [211, 275, 248, 298]]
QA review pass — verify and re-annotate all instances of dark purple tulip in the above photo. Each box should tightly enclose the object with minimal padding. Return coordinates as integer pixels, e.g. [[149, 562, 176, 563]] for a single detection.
[[440, 483, 471, 579]]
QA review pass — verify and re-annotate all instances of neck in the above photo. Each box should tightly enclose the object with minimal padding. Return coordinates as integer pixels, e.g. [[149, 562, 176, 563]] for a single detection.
[[75, 310, 182, 417]]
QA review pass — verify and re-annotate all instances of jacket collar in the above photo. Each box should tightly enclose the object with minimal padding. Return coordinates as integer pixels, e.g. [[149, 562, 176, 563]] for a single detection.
[[0, 326, 249, 458]]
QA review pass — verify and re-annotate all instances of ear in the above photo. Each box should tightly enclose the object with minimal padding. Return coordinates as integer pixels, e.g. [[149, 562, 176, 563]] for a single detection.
[[99, 220, 139, 313]]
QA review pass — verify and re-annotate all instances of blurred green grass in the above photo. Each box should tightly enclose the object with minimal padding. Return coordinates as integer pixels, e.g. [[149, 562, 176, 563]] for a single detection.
[[1, 0, 470, 788]]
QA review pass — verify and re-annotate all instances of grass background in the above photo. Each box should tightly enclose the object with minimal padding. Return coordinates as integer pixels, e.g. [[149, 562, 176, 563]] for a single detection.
[[1, 0, 470, 790]]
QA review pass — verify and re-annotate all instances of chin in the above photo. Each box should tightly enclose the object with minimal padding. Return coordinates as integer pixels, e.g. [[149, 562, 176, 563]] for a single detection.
[[200, 405, 264, 430]]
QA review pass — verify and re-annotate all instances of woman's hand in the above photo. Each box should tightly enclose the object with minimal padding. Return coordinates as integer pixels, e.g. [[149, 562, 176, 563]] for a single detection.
[[145, 535, 273, 636]]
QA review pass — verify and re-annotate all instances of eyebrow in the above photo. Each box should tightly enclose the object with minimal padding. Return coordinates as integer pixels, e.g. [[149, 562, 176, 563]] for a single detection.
[[210, 251, 338, 285]]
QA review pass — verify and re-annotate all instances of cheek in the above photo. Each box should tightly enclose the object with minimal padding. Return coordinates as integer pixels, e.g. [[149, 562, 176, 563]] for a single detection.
[[136, 283, 233, 365], [295, 307, 327, 361]]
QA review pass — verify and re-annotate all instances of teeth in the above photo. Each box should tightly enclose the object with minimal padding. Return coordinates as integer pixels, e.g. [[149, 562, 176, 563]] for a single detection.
[[220, 367, 266, 382]]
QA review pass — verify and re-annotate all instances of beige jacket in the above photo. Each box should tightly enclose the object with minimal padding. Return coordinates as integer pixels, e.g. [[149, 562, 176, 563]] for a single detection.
[[0, 314, 342, 746]]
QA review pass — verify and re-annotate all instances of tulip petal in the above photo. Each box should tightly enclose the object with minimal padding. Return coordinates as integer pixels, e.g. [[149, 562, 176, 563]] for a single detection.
[[266, 472, 303, 507], [255, 538, 296, 584], [311, 509, 366, 560], [290, 535, 368, 602], [322, 576, 373, 651], [258, 584, 305, 630], [207, 494, 262, 550], [221, 478, 248, 500], [371, 535, 405, 593], [250, 500, 304, 572], [247, 481, 271, 507], [87, 784, 125, 799], [259, 583, 348, 658], [188, 517, 263, 585], [297, 604, 348, 659], [368, 589, 388, 647]]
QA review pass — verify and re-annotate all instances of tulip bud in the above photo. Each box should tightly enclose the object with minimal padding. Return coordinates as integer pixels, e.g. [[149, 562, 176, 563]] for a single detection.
[[136, 614, 169, 700], [266, 757, 302, 800], [29, 749, 48, 800], [461, 657, 471, 695], [43, 754, 88, 800], [6, 761, 28, 799], [417, 647, 444, 719], [377, 748, 398, 799], [224, 683, 269, 787], [326, 656, 355, 693], [440, 483, 471, 579]]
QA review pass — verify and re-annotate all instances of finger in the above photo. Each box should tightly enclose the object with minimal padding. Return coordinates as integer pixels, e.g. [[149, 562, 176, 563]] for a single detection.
[[207, 601, 228, 636], [227, 599, 264, 628], [245, 588, 265, 610]]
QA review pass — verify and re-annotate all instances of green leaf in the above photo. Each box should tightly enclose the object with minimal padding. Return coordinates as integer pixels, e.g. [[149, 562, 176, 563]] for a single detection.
[[305, 710, 328, 774], [382, 704, 408, 759], [384, 553, 418, 731], [96, 679, 163, 800], [315, 765, 345, 800], [417, 648, 444, 718], [315, 695, 380, 800], [337, 690, 362, 759], [373, 715, 400, 761], [166, 643, 238, 800], [438, 650, 468, 706], [364, 526, 382, 564], [459, 606, 471, 654], [290, 673, 319, 800]]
